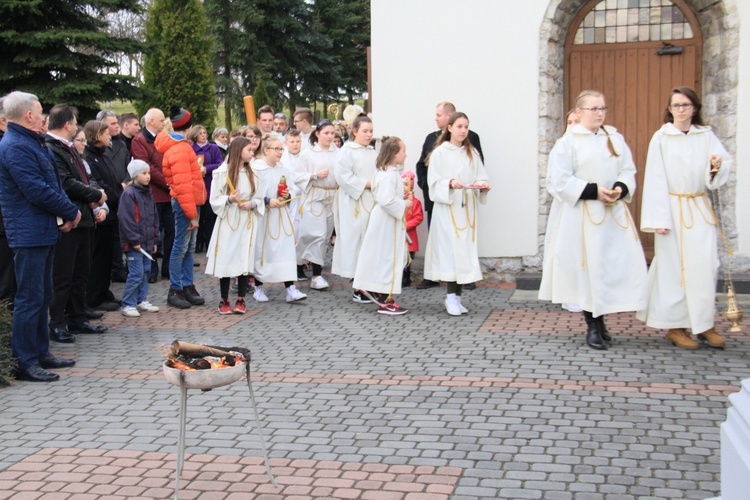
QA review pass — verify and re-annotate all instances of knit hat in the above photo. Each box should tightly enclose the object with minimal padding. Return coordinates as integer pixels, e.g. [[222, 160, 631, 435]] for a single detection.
[[169, 104, 193, 130], [127, 159, 150, 179]]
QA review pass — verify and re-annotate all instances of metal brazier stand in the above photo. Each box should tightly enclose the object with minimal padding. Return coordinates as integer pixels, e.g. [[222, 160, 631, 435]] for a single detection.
[[163, 343, 276, 499]]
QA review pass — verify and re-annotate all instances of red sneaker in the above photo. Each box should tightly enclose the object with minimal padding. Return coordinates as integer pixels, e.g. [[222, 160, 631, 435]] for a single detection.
[[218, 299, 232, 315], [377, 300, 408, 316], [233, 298, 247, 314]]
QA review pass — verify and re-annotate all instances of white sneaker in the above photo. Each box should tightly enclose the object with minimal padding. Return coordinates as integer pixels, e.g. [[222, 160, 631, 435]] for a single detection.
[[456, 296, 469, 314], [121, 306, 141, 317], [310, 276, 329, 290], [286, 285, 307, 302], [137, 301, 160, 312], [445, 294, 462, 316], [253, 286, 269, 302]]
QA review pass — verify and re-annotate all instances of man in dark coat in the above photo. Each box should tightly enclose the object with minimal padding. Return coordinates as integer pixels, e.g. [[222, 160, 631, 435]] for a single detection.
[[415, 102, 484, 289], [46, 104, 109, 342], [0, 92, 80, 382]]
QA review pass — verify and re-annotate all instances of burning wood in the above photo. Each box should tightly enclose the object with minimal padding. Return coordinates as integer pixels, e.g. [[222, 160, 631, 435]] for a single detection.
[[165, 341, 250, 371]]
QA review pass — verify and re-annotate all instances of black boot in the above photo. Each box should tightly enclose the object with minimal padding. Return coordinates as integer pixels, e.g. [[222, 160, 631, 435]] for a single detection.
[[583, 311, 606, 350], [597, 317, 611, 341]]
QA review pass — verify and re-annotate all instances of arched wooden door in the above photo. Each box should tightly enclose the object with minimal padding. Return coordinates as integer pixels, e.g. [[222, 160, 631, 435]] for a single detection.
[[565, 0, 702, 258]]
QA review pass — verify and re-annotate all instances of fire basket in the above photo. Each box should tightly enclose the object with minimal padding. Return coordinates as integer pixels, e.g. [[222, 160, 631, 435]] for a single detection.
[[163, 341, 277, 499]]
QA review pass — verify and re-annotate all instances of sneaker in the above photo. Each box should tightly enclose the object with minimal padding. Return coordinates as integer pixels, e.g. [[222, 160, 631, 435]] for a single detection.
[[183, 284, 205, 305], [445, 294, 462, 316], [286, 285, 307, 302], [378, 300, 408, 316], [253, 286, 269, 302], [359, 290, 385, 306], [136, 301, 160, 313], [352, 290, 372, 304], [167, 288, 191, 309], [456, 296, 468, 315], [233, 298, 247, 314], [297, 266, 308, 281], [121, 306, 140, 317], [218, 299, 232, 315], [310, 276, 329, 290]]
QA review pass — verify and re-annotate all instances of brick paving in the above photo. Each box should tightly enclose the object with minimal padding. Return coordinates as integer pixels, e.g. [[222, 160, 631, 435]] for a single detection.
[[0, 254, 747, 499]]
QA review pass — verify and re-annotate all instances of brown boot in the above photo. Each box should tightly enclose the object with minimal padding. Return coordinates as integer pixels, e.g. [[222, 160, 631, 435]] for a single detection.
[[666, 328, 699, 350], [697, 328, 726, 348]]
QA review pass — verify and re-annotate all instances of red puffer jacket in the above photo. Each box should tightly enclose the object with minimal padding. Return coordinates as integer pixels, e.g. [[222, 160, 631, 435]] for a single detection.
[[155, 132, 206, 220]]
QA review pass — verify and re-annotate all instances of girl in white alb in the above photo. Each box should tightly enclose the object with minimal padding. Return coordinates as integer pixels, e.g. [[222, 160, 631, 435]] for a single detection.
[[353, 137, 411, 315], [293, 119, 339, 290], [539, 90, 648, 350], [637, 87, 732, 349], [251, 137, 307, 303], [333, 115, 376, 302], [205, 137, 264, 314], [423, 112, 490, 317]]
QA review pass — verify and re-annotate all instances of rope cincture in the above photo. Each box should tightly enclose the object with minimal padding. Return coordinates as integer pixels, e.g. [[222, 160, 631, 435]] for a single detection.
[[669, 191, 731, 287], [449, 188, 477, 242], [580, 199, 639, 269], [298, 184, 338, 217], [260, 203, 294, 267]]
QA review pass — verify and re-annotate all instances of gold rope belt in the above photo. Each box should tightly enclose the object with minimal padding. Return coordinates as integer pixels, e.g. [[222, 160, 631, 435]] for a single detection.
[[449, 190, 477, 242], [580, 200, 639, 268], [669, 191, 731, 287], [260, 206, 294, 267], [298, 184, 338, 217]]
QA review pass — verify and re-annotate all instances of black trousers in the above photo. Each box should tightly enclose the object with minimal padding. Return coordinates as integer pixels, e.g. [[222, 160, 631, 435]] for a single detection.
[[0, 235, 16, 307], [196, 203, 217, 252], [87, 223, 116, 307], [49, 227, 92, 327], [156, 201, 175, 278], [111, 224, 126, 277]]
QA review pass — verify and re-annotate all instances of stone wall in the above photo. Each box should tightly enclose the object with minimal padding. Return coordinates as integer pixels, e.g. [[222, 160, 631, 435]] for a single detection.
[[502, 0, 745, 282]]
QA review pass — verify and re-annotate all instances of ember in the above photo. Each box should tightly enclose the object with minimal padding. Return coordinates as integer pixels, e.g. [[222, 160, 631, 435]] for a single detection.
[[164, 341, 249, 371]]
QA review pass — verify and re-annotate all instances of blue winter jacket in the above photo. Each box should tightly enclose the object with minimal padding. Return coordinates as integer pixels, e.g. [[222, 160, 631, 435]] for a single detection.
[[119, 183, 160, 252], [0, 123, 78, 248]]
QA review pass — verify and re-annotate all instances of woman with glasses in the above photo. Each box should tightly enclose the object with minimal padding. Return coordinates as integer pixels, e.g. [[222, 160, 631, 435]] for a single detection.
[[637, 87, 732, 349], [539, 90, 647, 350], [294, 119, 339, 290], [244, 125, 263, 159]]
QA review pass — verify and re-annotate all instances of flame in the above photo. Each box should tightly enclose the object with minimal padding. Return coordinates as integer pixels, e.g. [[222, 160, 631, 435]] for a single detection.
[[169, 359, 195, 371]]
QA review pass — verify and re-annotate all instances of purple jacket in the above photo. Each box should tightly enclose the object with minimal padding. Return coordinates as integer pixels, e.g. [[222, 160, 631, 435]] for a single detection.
[[118, 183, 160, 252], [191, 142, 224, 197]]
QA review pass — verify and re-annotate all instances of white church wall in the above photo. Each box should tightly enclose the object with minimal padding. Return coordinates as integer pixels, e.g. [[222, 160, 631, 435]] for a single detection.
[[735, 1, 750, 260], [371, 0, 548, 260]]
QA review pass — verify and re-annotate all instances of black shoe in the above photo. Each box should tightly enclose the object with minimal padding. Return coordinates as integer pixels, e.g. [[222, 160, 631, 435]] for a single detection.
[[193, 262, 200, 268], [586, 323, 607, 350], [148, 274, 158, 284], [50, 327, 76, 344], [93, 302, 120, 312], [352, 290, 372, 304], [464, 282, 476, 291], [15, 364, 59, 382], [168, 288, 192, 309], [416, 279, 438, 289], [297, 271, 308, 281], [39, 354, 76, 369], [68, 321, 108, 334], [597, 317, 612, 341], [183, 284, 205, 305], [84, 309, 104, 320]]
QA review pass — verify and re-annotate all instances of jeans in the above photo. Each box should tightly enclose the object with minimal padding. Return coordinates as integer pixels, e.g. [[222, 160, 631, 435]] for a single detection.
[[122, 250, 151, 308], [169, 198, 197, 290], [156, 201, 175, 278], [12, 245, 55, 369]]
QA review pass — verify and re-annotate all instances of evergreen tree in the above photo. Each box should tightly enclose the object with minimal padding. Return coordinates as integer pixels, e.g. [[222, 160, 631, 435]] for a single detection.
[[138, 0, 216, 131], [313, 0, 370, 104], [252, 78, 272, 111], [0, 0, 145, 118]]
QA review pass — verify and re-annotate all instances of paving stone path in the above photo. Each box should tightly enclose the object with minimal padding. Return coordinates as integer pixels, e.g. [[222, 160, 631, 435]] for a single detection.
[[0, 255, 747, 499]]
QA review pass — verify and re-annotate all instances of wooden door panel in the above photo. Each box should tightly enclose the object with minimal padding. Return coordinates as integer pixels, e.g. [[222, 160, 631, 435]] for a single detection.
[[566, 40, 699, 258]]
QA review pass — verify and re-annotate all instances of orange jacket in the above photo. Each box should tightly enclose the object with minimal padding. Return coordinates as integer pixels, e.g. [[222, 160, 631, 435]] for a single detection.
[[155, 132, 206, 220]]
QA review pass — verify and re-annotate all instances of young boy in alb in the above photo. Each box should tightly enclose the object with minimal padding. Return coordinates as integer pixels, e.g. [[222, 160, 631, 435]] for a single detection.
[[119, 160, 160, 317]]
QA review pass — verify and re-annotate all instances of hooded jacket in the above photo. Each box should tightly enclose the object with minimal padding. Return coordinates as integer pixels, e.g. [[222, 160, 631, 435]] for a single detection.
[[155, 132, 206, 220], [119, 182, 160, 252]]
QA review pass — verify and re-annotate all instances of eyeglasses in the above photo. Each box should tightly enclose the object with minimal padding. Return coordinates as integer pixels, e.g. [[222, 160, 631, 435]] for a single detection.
[[580, 107, 608, 113], [670, 103, 694, 110], [266, 147, 284, 152], [74, 138, 87, 143], [247, 136, 259, 140]]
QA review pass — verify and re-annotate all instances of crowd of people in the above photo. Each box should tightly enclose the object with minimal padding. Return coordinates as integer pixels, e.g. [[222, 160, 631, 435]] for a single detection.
[[0, 86, 733, 382]]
